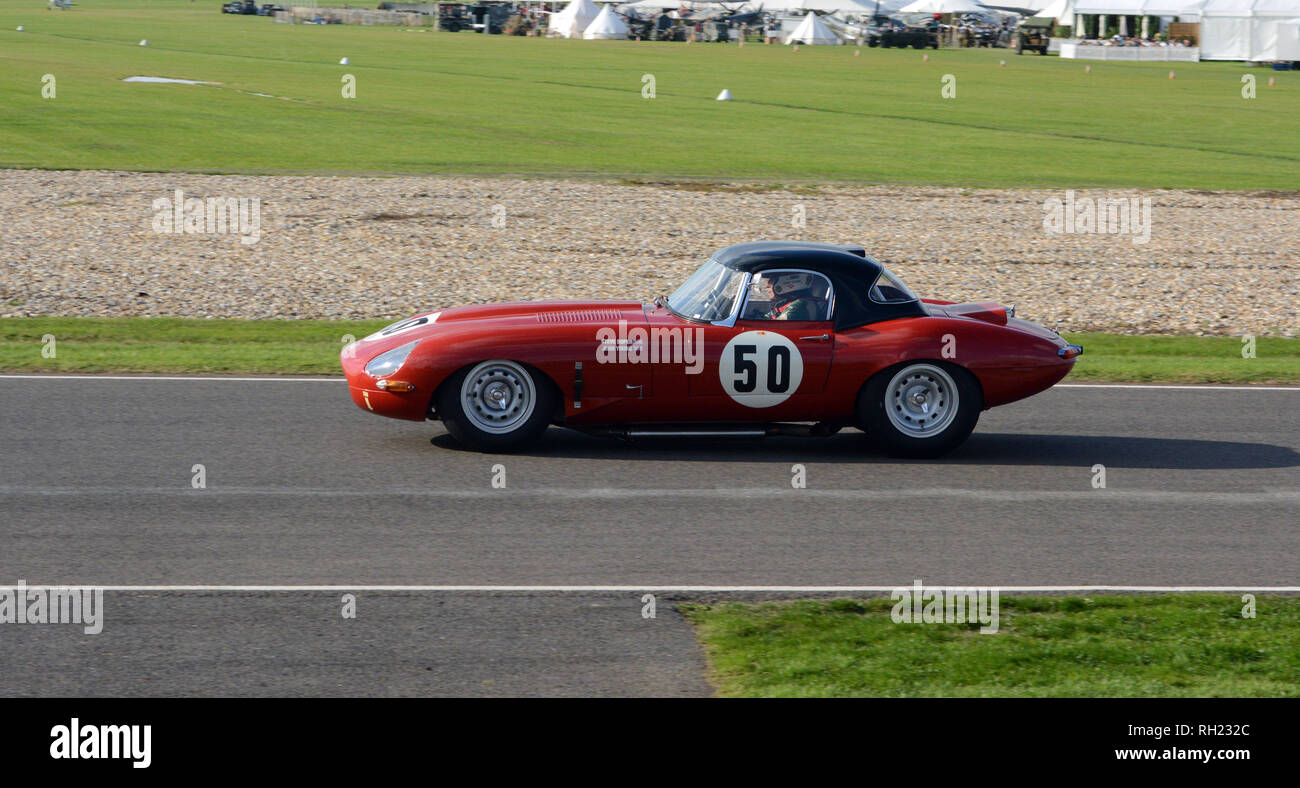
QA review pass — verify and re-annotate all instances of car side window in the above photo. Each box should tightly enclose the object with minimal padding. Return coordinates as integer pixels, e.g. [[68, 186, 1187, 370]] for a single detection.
[[740, 271, 833, 322], [869, 268, 918, 304]]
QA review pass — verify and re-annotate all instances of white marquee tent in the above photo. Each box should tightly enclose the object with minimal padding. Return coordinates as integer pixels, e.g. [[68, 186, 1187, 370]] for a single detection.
[[1072, 0, 1300, 59], [1071, 0, 1192, 11], [898, 0, 991, 13], [784, 10, 844, 43], [549, 0, 601, 37], [618, 0, 741, 8], [584, 4, 630, 37], [784, 0, 893, 14], [1033, 0, 1077, 24], [1178, 0, 1300, 59], [1278, 16, 1300, 57]]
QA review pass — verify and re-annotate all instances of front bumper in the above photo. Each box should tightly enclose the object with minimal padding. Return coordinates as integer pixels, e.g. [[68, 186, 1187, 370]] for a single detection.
[[341, 345, 429, 422]]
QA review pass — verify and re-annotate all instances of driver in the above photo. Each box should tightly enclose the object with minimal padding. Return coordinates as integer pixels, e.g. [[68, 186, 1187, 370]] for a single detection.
[[761, 272, 821, 321]]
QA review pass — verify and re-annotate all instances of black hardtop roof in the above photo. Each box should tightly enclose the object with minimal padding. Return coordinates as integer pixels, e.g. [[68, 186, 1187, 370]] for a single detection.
[[712, 241, 883, 282]]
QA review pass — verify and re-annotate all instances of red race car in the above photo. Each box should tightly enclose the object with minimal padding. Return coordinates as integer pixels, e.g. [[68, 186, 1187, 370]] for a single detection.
[[341, 241, 1081, 457]]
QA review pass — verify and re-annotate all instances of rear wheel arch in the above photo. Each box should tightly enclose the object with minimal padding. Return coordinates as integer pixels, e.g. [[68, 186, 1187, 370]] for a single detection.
[[855, 358, 985, 407]]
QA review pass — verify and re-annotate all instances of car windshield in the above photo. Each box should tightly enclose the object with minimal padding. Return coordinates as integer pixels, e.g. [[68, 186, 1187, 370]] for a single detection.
[[665, 259, 747, 323]]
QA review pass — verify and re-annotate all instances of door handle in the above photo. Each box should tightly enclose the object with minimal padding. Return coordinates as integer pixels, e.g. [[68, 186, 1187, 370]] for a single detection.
[[799, 334, 830, 342]]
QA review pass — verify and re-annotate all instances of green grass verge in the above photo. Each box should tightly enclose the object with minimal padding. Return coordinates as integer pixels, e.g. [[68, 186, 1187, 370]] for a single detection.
[[2, 1, 1299, 188], [681, 595, 1300, 697], [0, 318, 1295, 382], [0, 317, 386, 375], [1062, 333, 1298, 384]]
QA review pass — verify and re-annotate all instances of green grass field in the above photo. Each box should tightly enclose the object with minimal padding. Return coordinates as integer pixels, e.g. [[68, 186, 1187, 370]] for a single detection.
[[3, 0, 1298, 187], [0, 317, 1295, 382], [682, 595, 1300, 697]]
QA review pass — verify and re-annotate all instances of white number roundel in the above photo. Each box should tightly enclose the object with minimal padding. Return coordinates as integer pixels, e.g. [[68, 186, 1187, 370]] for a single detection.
[[719, 331, 804, 408]]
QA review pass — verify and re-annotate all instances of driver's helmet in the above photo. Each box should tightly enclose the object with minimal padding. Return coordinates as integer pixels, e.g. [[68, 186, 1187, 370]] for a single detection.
[[771, 272, 814, 297]]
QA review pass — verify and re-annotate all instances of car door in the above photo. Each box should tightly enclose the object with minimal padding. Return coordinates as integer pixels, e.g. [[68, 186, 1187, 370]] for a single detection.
[[688, 269, 834, 412]]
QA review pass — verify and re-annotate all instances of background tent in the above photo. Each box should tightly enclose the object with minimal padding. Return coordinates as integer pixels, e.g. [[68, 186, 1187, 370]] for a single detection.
[[549, 0, 601, 37], [784, 0, 894, 13], [1073, 0, 1300, 58], [1071, 0, 1194, 11], [898, 0, 992, 12], [1177, 0, 1300, 60], [618, 0, 741, 8], [784, 11, 844, 43], [584, 4, 630, 37], [1278, 17, 1300, 57], [1071, 0, 1207, 41], [1033, 0, 1078, 24]]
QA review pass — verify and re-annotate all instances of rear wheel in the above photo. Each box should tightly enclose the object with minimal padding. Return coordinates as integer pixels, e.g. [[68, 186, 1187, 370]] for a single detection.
[[436, 360, 555, 452], [857, 362, 981, 458]]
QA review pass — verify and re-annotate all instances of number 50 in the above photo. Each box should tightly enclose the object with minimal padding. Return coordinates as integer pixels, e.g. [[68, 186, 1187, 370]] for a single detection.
[[733, 344, 791, 394]]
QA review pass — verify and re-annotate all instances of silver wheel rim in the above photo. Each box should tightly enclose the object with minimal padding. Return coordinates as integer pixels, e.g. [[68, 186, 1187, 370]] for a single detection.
[[885, 364, 959, 439], [460, 361, 536, 435]]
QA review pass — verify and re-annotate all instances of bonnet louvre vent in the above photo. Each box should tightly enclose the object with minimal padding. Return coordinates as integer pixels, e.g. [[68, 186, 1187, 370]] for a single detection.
[[536, 309, 623, 324]]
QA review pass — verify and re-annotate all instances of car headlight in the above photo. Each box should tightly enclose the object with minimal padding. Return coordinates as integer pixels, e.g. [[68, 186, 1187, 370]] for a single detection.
[[364, 340, 419, 378]]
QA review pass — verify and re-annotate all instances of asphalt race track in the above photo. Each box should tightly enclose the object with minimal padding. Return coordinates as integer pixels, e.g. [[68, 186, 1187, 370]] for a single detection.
[[1, 376, 1296, 696]]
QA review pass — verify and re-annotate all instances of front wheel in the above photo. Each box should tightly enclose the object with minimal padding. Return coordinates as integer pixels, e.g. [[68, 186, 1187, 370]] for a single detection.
[[436, 360, 555, 452], [857, 362, 981, 458]]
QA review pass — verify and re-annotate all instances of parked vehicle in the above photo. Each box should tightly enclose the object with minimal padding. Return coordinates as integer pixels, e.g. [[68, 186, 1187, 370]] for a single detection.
[[1015, 17, 1052, 54], [868, 20, 940, 49]]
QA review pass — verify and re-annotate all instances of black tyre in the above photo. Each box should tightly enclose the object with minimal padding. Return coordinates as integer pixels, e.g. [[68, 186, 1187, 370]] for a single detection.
[[856, 361, 981, 458], [436, 360, 556, 452]]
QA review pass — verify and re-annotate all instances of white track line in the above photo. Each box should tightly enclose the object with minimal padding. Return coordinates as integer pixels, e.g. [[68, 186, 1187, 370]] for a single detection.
[[3, 486, 1296, 503], [10, 585, 1300, 593], [0, 375, 1294, 390]]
